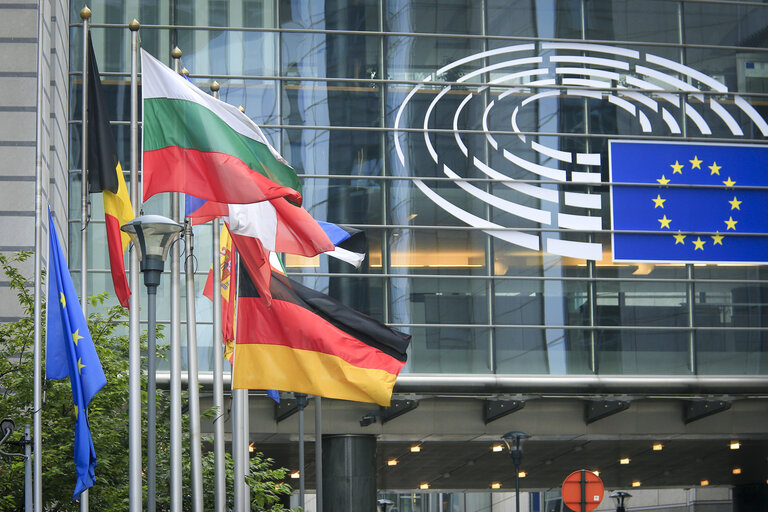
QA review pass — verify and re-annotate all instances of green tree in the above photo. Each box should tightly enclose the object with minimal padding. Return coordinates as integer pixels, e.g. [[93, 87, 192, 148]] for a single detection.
[[0, 252, 294, 511]]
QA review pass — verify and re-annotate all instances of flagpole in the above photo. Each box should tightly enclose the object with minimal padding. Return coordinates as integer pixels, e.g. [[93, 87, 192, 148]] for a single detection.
[[314, 395, 323, 512], [79, 8, 91, 511], [242, 389, 250, 507], [210, 82, 227, 512], [32, 1, 49, 508], [184, 215, 204, 512], [145, 44, 160, 512], [297, 394, 307, 510], [232, 252, 246, 512], [127, 18, 142, 512], [236, 104, 251, 510], [232, 389, 243, 511], [169, 46, 184, 512]]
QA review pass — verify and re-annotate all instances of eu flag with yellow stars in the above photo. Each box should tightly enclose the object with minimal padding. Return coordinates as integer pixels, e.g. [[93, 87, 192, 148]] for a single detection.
[[610, 141, 768, 263], [46, 209, 107, 499]]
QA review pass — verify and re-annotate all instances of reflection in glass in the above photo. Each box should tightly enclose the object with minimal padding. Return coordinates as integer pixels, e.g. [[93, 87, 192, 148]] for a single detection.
[[595, 328, 690, 374]]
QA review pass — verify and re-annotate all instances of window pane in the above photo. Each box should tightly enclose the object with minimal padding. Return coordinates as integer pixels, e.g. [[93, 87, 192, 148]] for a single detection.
[[596, 328, 691, 374]]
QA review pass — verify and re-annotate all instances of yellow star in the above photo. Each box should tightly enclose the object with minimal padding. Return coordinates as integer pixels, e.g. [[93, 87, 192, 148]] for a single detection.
[[708, 162, 721, 175], [72, 329, 83, 347], [693, 237, 706, 250], [729, 196, 741, 210], [657, 175, 671, 186], [652, 195, 666, 208], [724, 217, 738, 230], [670, 161, 684, 174], [658, 215, 672, 229], [77, 358, 86, 375], [689, 156, 702, 169], [711, 232, 724, 245], [673, 231, 686, 244], [723, 177, 736, 188], [60, 292, 66, 308]]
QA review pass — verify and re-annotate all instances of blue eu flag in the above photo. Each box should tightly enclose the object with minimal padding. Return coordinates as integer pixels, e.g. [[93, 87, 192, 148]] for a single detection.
[[46, 210, 107, 499], [610, 141, 768, 263]]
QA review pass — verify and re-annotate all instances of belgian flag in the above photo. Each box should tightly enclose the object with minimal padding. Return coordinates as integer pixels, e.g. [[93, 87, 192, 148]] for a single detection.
[[234, 249, 410, 406], [86, 36, 134, 307]]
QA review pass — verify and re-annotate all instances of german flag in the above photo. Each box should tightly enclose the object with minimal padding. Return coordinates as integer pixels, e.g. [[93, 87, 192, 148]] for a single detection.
[[86, 35, 134, 307], [233, 256, 410, 406]]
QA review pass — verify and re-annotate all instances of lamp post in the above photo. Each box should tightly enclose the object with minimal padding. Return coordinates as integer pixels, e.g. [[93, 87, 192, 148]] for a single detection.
[[122, 215, 183, 511], [610, 491, 632, 512], [502, 431, 530, 512]]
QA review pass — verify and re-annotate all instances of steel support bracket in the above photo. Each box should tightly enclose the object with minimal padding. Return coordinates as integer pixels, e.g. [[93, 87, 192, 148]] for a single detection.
[[684, 399, 731, 424], [380, 399, 419, 425], [274, 397, 298, 423], [585, 399, 630, 424], [483, 399, 525, 424]]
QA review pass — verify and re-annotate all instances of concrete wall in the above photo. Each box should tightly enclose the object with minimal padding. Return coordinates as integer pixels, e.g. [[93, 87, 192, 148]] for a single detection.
[[0, 0, 68, 319]]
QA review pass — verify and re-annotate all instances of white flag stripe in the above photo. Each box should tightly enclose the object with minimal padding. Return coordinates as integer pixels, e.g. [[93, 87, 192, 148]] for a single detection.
[[227, 202, 278, 251], [328, 246, 365, 268]]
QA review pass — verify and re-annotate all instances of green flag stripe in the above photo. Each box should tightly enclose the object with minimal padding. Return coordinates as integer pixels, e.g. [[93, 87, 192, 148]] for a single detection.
[[143, 97, 301, 194]]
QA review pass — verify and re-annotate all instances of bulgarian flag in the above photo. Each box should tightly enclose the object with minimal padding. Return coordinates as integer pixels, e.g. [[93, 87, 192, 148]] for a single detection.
[[141, 49, 302, 206]]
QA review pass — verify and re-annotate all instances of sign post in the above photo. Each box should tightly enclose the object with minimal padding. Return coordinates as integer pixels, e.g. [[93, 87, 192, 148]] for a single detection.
[[562, 470, 604, 512]]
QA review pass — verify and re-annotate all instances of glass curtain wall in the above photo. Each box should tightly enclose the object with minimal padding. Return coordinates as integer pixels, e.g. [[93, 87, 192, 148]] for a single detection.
[[68, 0, 768, 375]]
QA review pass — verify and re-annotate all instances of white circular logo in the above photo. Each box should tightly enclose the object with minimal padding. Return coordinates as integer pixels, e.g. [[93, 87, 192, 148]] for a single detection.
[[393, 43, 768, 260]]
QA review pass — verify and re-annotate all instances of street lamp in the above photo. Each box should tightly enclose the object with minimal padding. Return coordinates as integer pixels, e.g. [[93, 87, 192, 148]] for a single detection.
[[610, 491, 632, 512], [122, 215, 182, 511], [502, 431, 530, 512]]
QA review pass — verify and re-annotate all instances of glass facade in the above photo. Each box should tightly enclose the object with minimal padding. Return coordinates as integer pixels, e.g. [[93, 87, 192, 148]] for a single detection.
[[69, 0, 768, 376]]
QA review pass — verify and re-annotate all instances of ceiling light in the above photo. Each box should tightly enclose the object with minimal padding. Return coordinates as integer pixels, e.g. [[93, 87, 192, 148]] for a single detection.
[[620, 458, 631, 465], [653, 443, 663, 451], [492, 444, 504, 453], [419, 483, 429, 490], [491, 482, 501, 489], [410, 445, 421, 453], [730, 441, 741, 450], [248, 442, 255, 453], [732, 468, 742, 475], [592, 470, 600, 477], [632, 481, 641, 487], [387, 459, 398, 466], [518, 471, 527, 478], [700, 480, 709, 486], [290, 471, 300, 479]]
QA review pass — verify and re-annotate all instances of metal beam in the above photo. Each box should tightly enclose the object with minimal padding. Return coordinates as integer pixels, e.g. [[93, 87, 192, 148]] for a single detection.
[[160, 372, 768, 396], [483, 399, 525, 424], [585, 400, 630, 424], [684, 399, 731, 424]]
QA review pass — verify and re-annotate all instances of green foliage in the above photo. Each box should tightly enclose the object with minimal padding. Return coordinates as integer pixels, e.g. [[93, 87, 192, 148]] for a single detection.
[[0, 252, 294, 511]]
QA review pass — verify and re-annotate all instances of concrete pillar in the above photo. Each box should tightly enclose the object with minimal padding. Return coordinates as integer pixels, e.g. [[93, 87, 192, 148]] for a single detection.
[[322, 434, 377, 512]]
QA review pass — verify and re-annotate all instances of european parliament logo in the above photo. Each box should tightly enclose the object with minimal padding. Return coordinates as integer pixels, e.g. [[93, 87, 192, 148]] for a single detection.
[[610, 141, 768, 264]]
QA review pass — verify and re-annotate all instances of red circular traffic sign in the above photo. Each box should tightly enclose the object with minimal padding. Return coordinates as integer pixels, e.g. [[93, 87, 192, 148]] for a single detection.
[[561, 470, 604, 512]]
